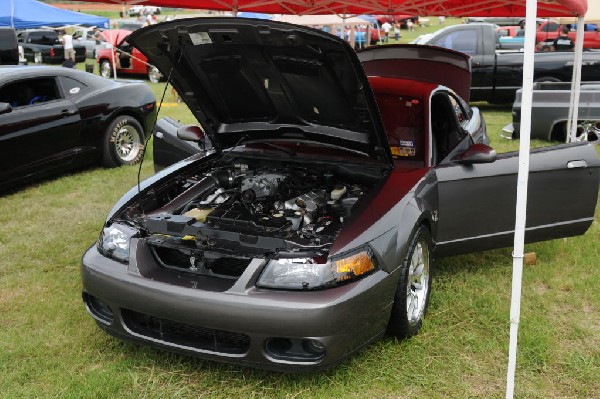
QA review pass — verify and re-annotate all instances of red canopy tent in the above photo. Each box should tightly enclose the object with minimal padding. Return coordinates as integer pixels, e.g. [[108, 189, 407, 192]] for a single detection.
[[66, 0, 586, 17], [69, 1, 589, 398]]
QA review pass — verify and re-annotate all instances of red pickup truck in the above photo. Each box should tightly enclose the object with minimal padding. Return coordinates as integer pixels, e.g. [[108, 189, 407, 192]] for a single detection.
[[96, 29, 162, 82], [536, 21, 600, 49]]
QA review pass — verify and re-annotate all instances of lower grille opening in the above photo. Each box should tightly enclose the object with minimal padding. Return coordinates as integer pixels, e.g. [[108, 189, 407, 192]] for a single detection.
[[121, 309, 250, 354]]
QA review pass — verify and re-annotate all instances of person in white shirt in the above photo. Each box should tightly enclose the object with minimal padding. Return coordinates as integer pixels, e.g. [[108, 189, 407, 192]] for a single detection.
[[61, 31, 74, 62], [381, 21, 392, 42]]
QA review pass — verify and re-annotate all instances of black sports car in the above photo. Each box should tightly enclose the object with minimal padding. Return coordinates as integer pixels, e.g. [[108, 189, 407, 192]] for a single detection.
[[81, 18, 599, 371], [0, 66, 156, 192]]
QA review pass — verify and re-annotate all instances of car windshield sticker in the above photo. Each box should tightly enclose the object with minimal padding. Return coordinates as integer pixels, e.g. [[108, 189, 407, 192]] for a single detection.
[[189, 32, 212, 45], [391, 139, 416, 158], [69, 87, 80, 94]]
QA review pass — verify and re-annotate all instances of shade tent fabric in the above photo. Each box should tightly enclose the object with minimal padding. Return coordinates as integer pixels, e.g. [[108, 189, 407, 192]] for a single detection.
[[273, 14, 369, 27], [559, 0, 600, 22], [0, 0, 109, 29], [65, 0, 586, 18]]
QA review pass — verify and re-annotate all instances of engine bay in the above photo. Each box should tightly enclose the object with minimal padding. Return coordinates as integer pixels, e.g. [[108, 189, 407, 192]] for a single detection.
[[126, 156, 380, 267]]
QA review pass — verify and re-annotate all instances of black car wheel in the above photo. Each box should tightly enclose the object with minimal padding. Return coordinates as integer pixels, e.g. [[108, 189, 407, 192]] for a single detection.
[[100, 60, 112, 79], [102, 116, 144, 167], [387, 225, 432, 338]]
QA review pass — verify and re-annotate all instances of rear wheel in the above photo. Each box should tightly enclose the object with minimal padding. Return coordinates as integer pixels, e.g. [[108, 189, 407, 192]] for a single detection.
[[554, 120, 600, 142], [100, 60, 112, 79], [534, 76, 561, 83], [387, 225, 432, 338], [102, 116, 144, 167]]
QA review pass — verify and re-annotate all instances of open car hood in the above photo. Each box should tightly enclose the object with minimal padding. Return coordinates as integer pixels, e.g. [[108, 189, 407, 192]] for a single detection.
[[127, 18, 391, 164], [357, 44, 472, 101]]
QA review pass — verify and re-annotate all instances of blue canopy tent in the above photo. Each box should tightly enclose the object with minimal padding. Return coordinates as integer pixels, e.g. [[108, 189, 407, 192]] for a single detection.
[[0, 0, 109, 29]]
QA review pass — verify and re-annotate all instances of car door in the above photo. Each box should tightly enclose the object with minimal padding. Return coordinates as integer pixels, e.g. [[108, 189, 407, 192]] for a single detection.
[[434, 142, 600, 256], [0, 75, 81, 183]]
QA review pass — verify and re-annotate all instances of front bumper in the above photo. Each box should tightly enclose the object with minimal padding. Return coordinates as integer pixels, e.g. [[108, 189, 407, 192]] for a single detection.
[[81, 239, 396, 371]]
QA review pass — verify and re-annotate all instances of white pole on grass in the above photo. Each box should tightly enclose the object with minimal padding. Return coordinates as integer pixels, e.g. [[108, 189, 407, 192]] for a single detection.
[[506, 0, 538, 396], [567, 17, 585, 143]]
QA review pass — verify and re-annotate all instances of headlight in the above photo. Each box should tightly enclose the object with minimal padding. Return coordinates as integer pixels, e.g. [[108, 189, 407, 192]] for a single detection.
[[98, 223, 137, 263], [257, 248, 378, 290]]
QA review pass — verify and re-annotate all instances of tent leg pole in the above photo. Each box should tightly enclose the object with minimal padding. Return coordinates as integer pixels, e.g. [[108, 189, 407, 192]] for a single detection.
[[567, 17, 585, 143]]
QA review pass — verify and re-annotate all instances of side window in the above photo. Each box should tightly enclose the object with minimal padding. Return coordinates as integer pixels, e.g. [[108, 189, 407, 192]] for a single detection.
[[543, 22, 559, 32], [59, 76, 87, 97], [0, 77, 60, 108], [72, 31, 82, 40], [432, 30, 478, 55], [430, 93, 468, 164], [448, 93, 470, 129]]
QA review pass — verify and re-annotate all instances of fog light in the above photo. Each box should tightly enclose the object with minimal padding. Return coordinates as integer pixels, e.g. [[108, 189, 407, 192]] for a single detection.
[[83, 292, 113, 325], [303, 339, 326, 355], [265, 337, 326, 362]]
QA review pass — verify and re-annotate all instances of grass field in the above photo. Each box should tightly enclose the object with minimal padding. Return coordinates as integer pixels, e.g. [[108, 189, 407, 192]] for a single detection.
[[1, 17, 599, 398]]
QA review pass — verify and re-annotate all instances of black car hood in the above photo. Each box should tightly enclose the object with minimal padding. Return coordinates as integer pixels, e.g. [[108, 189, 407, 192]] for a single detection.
[[128, 18, 391, 164]]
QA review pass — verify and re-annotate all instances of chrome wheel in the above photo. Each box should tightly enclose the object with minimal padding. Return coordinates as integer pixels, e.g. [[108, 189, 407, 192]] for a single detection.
[[406, 239, 430, 325], [100, 60, 112, 79], [575, 120, 600, 142], [148, 66, 162, 83], [113, 124, 142, 162]]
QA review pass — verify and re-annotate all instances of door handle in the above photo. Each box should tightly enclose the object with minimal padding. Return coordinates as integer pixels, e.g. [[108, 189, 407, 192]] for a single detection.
[[60, 109, 77, 116], [567, 160, 587, 169]]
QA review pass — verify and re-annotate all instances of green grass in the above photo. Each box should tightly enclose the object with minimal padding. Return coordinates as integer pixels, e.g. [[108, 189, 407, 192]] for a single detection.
[[1, 20, 599, 399]]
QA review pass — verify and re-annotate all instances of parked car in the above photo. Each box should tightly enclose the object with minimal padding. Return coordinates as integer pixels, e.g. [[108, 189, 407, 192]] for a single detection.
[[0, 66, 156, 192], [0, 27, 19, 65], [72, 26, 108, 59], [416, 23, 600, 103], [497, 25, 525, 49], [536, 20, 600, 49], [127, 4, 162, 17], [502, 81, 600, 142], [127, 5, 161, 17], [17, 29, 86, 63], [465, 17, 546, 26], [95, 29, 162, 83], [81, 19, 600, 372], [118, 21, 144, 32]]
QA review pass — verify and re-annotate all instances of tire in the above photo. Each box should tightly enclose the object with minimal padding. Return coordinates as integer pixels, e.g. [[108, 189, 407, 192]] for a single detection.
[[102, 116, 145, 167], [148, 65, 162, 83], [100, 59, 112, 79], [555, 120, 600, 142], [387, 225, 432, 338], [534, 76, 561, 83]]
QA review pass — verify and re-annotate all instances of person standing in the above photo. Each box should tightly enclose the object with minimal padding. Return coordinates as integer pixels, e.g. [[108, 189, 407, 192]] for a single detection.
[[552, 26, 575, 51], [381, 21, 392, 42], [61, 30, 75, 63], [406, 19, 414, 31]]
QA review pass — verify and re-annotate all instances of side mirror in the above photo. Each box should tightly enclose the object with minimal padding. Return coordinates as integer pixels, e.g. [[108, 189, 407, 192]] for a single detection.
[[177, 124, 205, 142], [455, 143, 497, 165], [0, 102, 13, 115]]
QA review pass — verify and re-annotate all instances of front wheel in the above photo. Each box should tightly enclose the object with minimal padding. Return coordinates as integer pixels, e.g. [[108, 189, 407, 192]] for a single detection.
[[387, 225, 432, 338], [99, 59, 112, 79], [102, 116, 145, 167], [148, 66, 162, 83]]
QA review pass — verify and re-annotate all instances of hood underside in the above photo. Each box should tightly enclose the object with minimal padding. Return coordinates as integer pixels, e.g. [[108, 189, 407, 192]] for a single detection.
[[128, 18, 391, 163]]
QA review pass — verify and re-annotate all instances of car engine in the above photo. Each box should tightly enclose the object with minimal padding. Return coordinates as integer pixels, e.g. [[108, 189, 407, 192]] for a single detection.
[[138, 161, 370, 259]]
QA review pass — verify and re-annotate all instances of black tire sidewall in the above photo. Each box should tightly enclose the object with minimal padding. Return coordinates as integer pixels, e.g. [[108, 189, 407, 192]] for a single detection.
[[102, 116, 144, 167], [387, 225, 433, 338]]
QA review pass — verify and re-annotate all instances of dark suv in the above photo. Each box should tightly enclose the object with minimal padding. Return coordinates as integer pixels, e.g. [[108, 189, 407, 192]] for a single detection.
[[0, 27, 18, 65]]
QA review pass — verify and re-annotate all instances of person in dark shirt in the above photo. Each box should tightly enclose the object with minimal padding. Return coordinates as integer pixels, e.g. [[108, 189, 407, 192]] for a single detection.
[[552, 26, 574, 51]]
